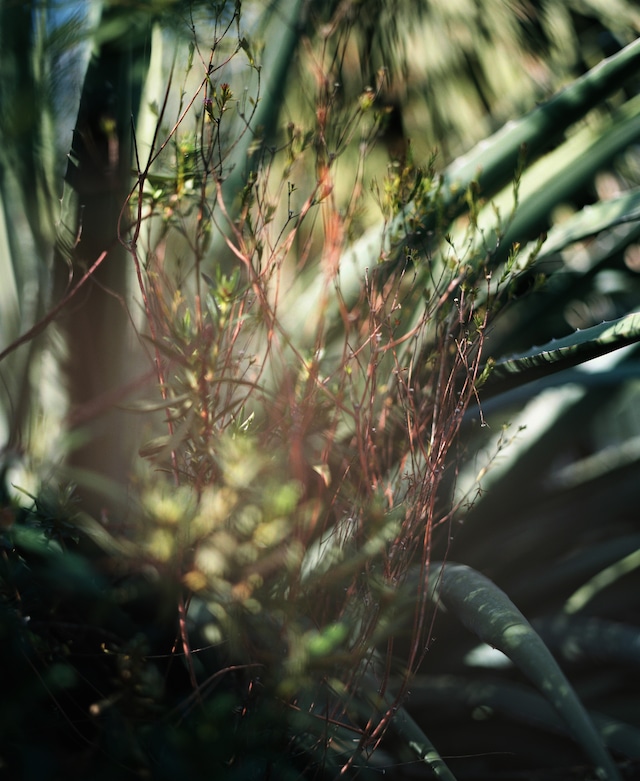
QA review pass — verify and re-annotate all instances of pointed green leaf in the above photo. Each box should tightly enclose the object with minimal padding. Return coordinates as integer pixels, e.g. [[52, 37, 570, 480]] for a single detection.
[[535, 614, 640, 668], [410, 675, 640, 760], [391, 703, 458, 781], [291, 37, 640, 333], [536, 187, 640, 259], [432, 562, 622, 781], [360, 672, 458, 781], [565, 547, 640, 615], [444, 37, 640, 203], [481, 312, 640, 395], [450, 91, 640, 274]]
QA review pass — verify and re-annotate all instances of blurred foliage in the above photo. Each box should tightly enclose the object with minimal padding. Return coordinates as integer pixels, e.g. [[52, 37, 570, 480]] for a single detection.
[[1, 0, 640, 780], [344, 0, 640, 160]]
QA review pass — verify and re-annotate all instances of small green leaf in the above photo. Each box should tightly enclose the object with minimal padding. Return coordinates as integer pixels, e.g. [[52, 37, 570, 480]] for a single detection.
[[305, 623, 348, 658]]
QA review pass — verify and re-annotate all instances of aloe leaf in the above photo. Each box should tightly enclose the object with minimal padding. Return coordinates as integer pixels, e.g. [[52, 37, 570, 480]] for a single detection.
[[455, 380, 589, 543], [410, 675, 640, 760], [454, 386, 640, 592], [506, 534, 640, 608], [431, 562, 622, 781], [565, 546, 640, 615], [536, 187, 640, 259], [534, 614, 640, 668], [291, 37, 640, 332], [360, 674, 458, 781], [443, 37, 640, 203], [391, 702, 458, 781], [433, 97, 640, 312], [481, 312, 640, 395], [549, 433, 640, 492], [471, 364, 640, 421], [374, 97, 640, 389], [455, 333, 630, 536], [595, 716, 640, 762], [462, 92, 640, 272]]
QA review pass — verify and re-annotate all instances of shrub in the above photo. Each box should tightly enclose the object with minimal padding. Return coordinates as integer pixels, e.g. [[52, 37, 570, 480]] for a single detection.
[[1, 2, 640, 779]]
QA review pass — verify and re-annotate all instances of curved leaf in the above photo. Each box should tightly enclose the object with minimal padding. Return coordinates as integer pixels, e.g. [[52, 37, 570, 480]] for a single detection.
[[481, 312, 640, 395], [536, 187, 640, 258], [565, 546, 640, 615], [387, 96, 640, 384], [431, 562, 622, 781], [507, 533, 640, 608], [360, 673, 458, 781], [469, 365, 640, 420], [409, 675, 640, 760], [291, 37, 640, 331], [464, 92, 640, 273], [534, 614, 640, 668], [391, 702, 458, 781]]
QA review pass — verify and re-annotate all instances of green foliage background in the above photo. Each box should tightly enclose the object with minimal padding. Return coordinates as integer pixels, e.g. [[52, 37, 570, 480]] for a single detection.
[[1, 1, 640, 779]]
